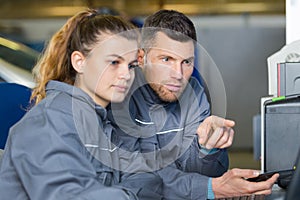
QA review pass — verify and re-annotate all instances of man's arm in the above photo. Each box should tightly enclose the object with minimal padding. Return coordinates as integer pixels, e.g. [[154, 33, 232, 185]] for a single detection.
[[176, 138, 229, 177], [212, 168, 279, 198], [157, 165, 210, 200], [176, 78, 233, 176], [158, 166, 278, 200]]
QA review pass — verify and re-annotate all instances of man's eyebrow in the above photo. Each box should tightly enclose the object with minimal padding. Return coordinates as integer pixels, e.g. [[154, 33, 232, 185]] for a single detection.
[[184, 56, 195, 61], [156, 52, 194, 61]]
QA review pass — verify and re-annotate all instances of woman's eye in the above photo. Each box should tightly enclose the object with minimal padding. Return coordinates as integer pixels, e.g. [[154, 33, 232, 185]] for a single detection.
[[128, 61, 139, 70], [128, 64, 137, 70], [110, 60, 120, 66]]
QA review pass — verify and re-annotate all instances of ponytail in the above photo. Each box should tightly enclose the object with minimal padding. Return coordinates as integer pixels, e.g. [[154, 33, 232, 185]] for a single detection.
[[31, 9, 97, 104]]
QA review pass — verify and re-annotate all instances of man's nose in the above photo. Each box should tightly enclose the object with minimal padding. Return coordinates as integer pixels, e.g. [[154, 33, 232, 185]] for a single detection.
[[170, 61, 183, 79]]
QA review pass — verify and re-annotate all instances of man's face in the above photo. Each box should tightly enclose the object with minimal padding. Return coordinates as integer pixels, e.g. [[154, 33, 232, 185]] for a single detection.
[[143, 32, 194, 102]]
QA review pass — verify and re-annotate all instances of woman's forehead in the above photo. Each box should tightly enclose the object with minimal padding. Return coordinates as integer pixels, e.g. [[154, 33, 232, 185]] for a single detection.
[[93, 35, 138, 56]]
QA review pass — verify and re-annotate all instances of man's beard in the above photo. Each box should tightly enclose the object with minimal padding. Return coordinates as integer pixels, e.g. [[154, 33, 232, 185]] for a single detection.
[[149, 83, 181, 102]]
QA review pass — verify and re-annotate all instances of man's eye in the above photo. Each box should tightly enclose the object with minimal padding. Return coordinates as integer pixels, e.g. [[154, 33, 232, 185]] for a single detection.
[[182, 60, 193, 67], [162, 57, 169, 62], [182, 60, 190, 65]]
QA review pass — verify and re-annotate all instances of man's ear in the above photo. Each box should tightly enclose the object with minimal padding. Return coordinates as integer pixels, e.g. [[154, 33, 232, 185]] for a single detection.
[[138, 49, 145, 68], [71, 51, 85, 73]]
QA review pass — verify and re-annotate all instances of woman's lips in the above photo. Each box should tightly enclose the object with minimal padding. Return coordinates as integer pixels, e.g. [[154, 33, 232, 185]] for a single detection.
[[113, 85, 128, 92]]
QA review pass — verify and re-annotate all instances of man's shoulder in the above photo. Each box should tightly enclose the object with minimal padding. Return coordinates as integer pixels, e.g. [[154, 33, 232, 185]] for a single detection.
[[188, 77, 205, 91]]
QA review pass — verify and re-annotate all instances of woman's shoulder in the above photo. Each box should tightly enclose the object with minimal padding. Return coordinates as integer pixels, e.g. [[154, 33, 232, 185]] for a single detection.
[[8, 91, 75, 138]]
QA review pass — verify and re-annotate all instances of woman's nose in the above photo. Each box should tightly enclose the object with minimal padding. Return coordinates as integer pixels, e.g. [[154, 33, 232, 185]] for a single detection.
[[119, 64, 131, 80]]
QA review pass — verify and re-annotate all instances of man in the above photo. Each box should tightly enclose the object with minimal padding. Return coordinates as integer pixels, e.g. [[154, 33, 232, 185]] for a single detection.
[[108, 9, 278, 199]]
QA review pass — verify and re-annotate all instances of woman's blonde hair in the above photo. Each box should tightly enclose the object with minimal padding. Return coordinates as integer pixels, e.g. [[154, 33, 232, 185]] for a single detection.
[[31, 8, 138, 104]]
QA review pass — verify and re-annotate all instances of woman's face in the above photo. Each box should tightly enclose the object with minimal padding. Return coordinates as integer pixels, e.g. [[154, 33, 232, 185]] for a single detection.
[[72, 34, 138, 107]]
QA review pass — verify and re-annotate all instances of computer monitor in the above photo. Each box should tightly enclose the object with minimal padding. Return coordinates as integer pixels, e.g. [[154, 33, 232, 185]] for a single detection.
[[263, 97, 300, 172], [285, 148, 300, 199]]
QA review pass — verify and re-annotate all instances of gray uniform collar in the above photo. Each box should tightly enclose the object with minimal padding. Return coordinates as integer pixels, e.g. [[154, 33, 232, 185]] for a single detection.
[[46, 80, 107, 119]]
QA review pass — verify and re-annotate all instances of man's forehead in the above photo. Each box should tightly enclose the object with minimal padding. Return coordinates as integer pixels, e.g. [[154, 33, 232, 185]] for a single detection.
[[149, 32, 194, 58]]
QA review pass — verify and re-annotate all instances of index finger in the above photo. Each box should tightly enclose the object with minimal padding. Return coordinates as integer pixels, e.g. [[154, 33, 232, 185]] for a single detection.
[[210, 115, 235, 129]]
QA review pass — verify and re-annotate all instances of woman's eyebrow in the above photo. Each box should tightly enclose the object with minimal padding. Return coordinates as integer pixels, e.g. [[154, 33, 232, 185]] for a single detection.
[[107, 54, 124, 60], [129, 59, 138, 65]]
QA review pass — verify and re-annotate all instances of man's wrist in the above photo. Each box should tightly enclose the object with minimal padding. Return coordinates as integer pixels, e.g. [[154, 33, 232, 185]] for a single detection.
[[207, 177, 215, 199], [199, 144, 219, 155]]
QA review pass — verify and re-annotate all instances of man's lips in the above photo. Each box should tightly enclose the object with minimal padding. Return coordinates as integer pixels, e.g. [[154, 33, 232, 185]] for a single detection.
[[164, 83, 182, 92]]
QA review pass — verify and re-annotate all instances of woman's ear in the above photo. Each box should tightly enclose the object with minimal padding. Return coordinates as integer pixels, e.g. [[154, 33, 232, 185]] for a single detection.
[[137, 49, 145, 68], [71, 51, 85, 73]]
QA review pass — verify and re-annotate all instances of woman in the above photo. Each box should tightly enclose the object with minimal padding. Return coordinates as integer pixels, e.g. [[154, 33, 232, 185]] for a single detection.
[[0, 9, 139, 200]]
